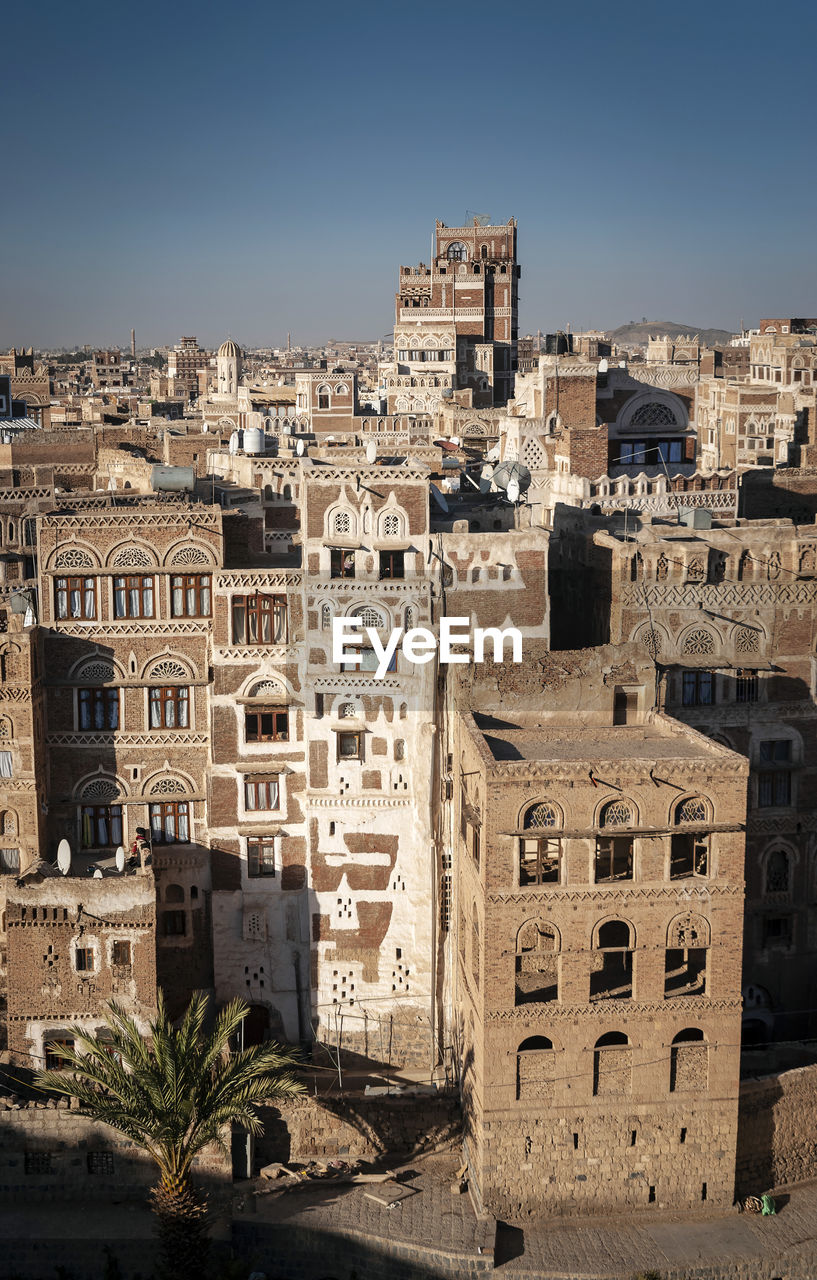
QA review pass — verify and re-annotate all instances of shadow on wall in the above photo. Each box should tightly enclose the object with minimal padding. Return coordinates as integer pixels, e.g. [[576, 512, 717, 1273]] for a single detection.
[[735, 1075, 784, 1198], [548, 503, 613, 650], [233, 1219, 494, 1280]]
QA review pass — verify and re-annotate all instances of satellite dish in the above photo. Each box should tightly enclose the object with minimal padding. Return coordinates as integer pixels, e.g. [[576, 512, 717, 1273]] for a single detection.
[[492, 460, 532, 496], [598, 358, 609, 374], [430, 483, 449, 514], [506, 479, 520, 503], [93, 868, 103, 879], [485, 445, 500, 462], [115, 845, 126, 873], [57, 839, 72, 876], [365, 440, 377, 463], [296, 438, 305, 456], [449, 435, 460, 447]]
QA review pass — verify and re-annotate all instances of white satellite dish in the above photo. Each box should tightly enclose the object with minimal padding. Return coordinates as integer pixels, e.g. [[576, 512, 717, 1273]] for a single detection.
[[449, 435, 460, 447], [115, 845, 126, 873], [365, 440, 377, 463], [506, 479, 520, 503], [486, 445, 500, 462], [57, 839, 72, 876], [93, 868, 103, 879], [296, 439, 305, 456], [598, 358, 609, 374], [430, 483, 449, 513]]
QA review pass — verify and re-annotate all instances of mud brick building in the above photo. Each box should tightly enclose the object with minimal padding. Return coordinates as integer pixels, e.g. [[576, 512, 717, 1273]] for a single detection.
[[551, 512, 817, 1047], [446, 650, 748, 1216], [5, 864, 157, 1067], [697, 329, 817, 471], [386, 218, 520, 412]]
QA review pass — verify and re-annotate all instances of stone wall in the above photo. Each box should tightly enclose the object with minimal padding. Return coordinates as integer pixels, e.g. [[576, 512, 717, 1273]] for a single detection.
[[736, 1063, 817, 1195], [255, 1091, 461, 1166], [0, 1098, 229, 1201]]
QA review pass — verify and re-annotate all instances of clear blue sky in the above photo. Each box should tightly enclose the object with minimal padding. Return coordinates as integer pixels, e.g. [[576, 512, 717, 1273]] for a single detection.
[[2, 0, 816, 350]]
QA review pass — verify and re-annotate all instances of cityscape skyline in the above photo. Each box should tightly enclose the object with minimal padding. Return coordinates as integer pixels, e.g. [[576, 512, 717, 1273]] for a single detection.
[[3, 0, 817, 349]]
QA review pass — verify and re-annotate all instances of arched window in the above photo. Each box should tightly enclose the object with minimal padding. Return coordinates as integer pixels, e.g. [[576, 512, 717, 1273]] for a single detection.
[[764, 848, 790, 895], [519, 802, 562, 885], [670, 1028, 707, 1093], [515, 920, 559, 1005], [333, 511, 352, 536], [404, 605, 415, 630], [480, 244, 488, 260], [593, 1032, 631, 1096], [516, 1035, 555, 1102], [351, 604, 385, 630], [590, 920, 633, 1001], [671, 797, 710, 879], [630, 402, 678, 427], [595, 801, 634, 882], [665, 913, 709, 998], [317, 385, 331, 410], [321, 604, 332, 632], [383, 512, 401, 538], [656, 552, 668, 581], [165, 883, 185, 903], [446, 241, 467, 262]]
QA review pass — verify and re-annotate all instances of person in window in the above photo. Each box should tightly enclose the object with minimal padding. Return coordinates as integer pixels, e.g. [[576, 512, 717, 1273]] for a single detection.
[[128, 826, 151, 870]]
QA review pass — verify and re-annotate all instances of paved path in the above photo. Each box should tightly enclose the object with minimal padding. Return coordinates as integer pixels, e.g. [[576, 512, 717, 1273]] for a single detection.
[[240, 1154, 817, 1278]]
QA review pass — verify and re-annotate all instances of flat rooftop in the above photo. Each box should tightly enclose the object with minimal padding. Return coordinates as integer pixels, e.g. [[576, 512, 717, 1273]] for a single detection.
[[474, 715, 722, 764]]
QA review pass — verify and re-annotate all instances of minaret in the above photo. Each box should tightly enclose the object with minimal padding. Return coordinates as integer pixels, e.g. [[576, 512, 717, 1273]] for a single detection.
[[130, 328, 136, 358]]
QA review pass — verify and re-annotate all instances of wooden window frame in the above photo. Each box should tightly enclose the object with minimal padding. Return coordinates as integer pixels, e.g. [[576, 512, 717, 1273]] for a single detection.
[[149, 799, 191, 844], [78, 687, 120, 731], [80, 804, 123, 849], [519, 836, 561, 886], [245, 708, 289, 743], [379, 549, 405, 580], [113, 574, 155, 619], [244, 777, 280, 811], [149, 685, 190, 730], [55, 576, 97, 620], [247, 836, 277, 877], [171, 573, 212, 618], [336, 731, 363, 761], [594, 835, 634, 883], [231, 594, 288, 644]]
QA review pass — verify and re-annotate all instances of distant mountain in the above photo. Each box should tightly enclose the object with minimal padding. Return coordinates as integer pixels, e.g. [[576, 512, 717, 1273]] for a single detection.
[[608, 320, 735, 348]]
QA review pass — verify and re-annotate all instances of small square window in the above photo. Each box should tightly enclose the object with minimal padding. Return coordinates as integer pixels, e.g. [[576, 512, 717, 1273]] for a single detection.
[[247, 837, 277, 877], [762, 915, 792, 949], [75, 947, 95, 973], [337, 731, 362, 761], [163, 910, 186, 937]]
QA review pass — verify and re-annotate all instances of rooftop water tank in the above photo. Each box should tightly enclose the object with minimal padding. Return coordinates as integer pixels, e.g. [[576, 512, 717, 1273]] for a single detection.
[[243, 426, 265, 455]]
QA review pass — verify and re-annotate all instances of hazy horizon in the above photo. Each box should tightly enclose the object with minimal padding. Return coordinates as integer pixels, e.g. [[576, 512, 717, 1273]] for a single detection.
[[3, 0, 815, 351]]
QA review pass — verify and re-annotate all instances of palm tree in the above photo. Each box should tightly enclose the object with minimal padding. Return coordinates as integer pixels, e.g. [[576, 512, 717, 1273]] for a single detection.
[[35, 992, 304, 1279]]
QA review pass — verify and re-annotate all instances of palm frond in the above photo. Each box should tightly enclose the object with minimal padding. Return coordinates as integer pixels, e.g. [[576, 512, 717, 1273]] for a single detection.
[[35, 992, 305, 1186]]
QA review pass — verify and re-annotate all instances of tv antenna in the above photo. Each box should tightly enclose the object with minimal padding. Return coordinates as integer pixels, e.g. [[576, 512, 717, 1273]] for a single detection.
[[466, 210, 491, 226]]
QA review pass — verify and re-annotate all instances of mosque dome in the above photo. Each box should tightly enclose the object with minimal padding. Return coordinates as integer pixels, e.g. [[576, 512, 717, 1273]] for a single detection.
[[218, 338, 241, 359]]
